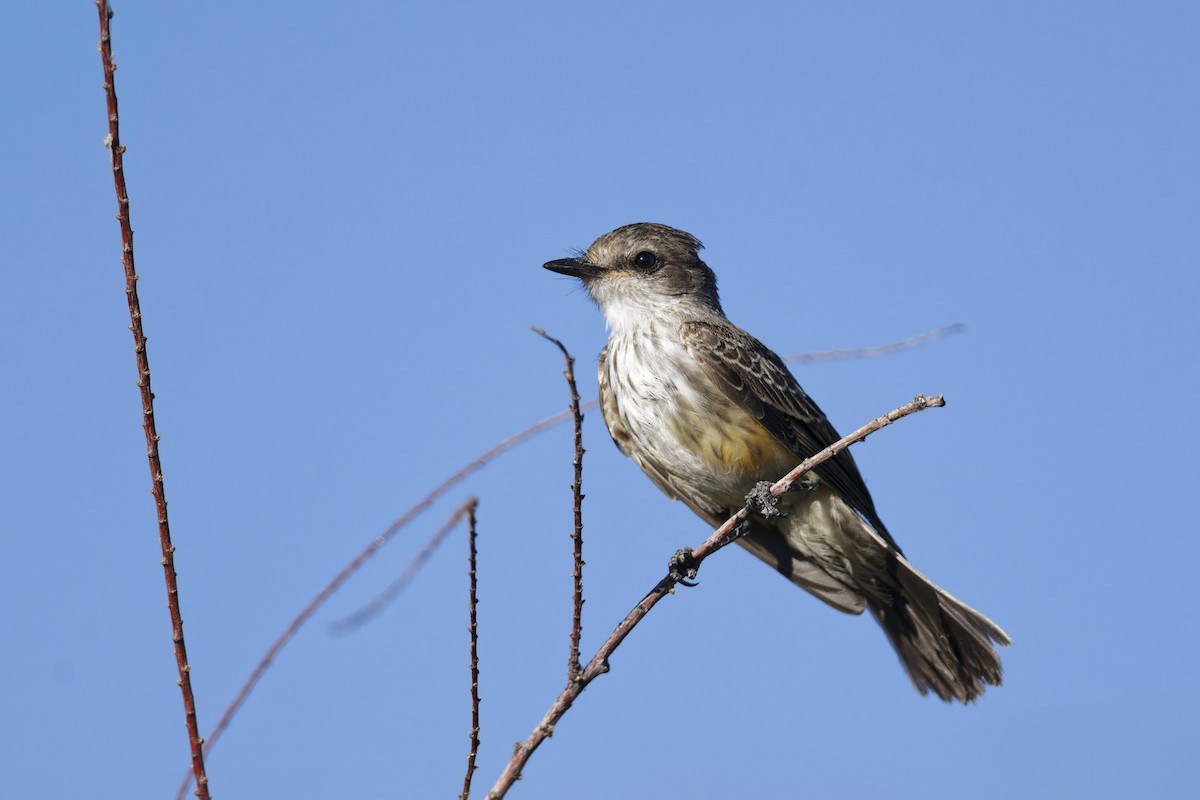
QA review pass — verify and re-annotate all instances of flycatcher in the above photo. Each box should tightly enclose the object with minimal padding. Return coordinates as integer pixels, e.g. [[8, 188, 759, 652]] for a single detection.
[[544, 222, 1009, 703]]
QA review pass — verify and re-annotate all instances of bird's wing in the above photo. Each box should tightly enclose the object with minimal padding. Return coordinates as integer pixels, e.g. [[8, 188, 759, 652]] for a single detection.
[[601, 343, 873, 613], [680, 320, 898, 550]]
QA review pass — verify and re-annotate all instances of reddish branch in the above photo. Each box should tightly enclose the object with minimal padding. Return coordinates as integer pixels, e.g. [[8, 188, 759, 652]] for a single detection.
[[486, 394, 946, 798], [95, 3, 212, 797], [460, 501, 482, 800], [531, 328, 587, 680]]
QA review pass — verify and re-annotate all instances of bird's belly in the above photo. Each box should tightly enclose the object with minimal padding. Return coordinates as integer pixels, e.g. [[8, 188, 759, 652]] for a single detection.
[[610, 337, 794, 507]]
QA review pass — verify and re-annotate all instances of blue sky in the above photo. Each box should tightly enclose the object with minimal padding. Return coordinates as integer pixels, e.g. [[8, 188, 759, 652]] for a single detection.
[[4, 2, 1199, 798]]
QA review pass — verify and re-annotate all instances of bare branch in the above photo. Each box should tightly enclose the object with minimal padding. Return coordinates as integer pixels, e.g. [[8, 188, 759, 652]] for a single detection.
[[486, 394, 946, 798], [784, 324, 965, 364], [95, 3, 212, 797], [177, 409, 575, 799], [531, 328, 587, 681], [330, 498, 478, 634], [460, 501, 482, 800]]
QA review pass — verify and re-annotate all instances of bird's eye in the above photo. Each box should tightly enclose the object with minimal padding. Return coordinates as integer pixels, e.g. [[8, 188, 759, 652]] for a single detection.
[[633, 251, 658, 269]]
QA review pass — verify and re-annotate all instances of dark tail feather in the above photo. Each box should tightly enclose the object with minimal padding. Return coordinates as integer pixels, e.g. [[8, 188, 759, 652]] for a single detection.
[[734, 513, 1009, 702], [870, 552, 1011, 703]]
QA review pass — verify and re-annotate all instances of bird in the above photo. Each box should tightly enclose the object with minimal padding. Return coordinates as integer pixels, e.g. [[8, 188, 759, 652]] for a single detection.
[[544, 222, 1010, 703]]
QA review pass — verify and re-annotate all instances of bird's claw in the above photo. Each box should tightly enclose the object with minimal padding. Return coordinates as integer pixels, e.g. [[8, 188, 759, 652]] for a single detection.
[[790, 478, 819, 493], [745, 481, 787, 519], [668, 547, 699, 586]]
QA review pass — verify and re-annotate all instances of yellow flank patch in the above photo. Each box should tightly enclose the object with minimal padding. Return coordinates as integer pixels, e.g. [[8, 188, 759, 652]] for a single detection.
[[671, 410, 790, 474]]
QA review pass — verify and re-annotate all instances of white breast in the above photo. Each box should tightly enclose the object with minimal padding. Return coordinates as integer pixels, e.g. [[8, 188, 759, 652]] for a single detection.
[[604, 323, 747, 508]]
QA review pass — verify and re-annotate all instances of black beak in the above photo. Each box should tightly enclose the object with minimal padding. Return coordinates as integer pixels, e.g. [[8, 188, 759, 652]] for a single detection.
[[543, 257, 606, 279]]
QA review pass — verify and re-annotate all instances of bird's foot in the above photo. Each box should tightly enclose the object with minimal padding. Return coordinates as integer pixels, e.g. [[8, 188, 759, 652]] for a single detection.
[[789, 478, 819, 493], [668, 548, 699, 587], [745, 481, 787, 519]]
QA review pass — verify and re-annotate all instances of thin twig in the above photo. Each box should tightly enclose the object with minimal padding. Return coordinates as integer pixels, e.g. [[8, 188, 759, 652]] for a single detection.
[[95, 4, 212, 798], [531, 328, 586, 681], [330, 498, 478, 634], [486, 394, 946, 799], [460, 501, 482, 800], [784, 323, 965, 364], [176, 408, 573, 799]]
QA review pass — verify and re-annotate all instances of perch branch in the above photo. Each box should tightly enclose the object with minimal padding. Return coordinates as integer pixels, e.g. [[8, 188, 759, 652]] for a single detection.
[[486, 394, 946, 798]]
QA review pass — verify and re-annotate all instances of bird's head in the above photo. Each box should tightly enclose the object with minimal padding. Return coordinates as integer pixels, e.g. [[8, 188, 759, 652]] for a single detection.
[[544, 223, 723, 330]]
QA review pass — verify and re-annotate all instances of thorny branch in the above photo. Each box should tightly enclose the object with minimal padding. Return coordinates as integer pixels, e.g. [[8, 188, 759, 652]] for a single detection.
[[460, 502, 482, 800], [531, 327, 587, 680], [95, 3, 212, 797]]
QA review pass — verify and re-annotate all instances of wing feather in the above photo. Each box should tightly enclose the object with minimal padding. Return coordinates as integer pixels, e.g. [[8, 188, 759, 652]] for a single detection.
[[680, 320, 899, 551]]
